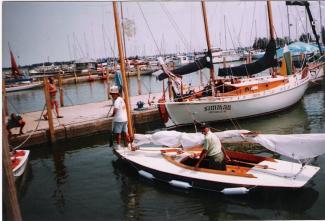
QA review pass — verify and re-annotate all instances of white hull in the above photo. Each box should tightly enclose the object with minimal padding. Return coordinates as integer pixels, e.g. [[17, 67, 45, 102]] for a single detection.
[[114, 147, 319, 189], [212, 54, 241, 63], [163, 74, 309, 128], [6, 82, 42, 92], [12, 150, 30, 177]]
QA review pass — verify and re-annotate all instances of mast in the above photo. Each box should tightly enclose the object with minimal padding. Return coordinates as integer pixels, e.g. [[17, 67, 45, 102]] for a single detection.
[[120, 2, 128, 66], [286, 5, 291, 42], [224, 15, 227, 50], [201, 0, 216, 97], [266, 1, 275, 40], [112, 2, 134, 139]]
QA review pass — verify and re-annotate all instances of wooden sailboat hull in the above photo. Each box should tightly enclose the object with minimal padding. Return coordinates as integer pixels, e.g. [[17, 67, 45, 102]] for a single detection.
[[163, 74, 309, 128], [113, 147, 319, 191]]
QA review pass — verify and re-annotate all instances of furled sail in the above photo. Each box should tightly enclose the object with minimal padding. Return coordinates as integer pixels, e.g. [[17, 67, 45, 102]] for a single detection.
[[157, 54, 212, 81], [134, 130, 325, 160], [134, 130, 250, 147], [218, 39, 277, 77]]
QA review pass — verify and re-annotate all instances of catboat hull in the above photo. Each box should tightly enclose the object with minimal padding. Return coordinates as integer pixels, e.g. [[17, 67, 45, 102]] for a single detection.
[[114, 147, 319, 192], [12, 150, 30, 178], [163, 74, 309, 128]]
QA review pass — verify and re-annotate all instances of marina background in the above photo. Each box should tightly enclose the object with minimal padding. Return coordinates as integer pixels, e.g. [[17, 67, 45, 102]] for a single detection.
[[2, 1, 325, 220], [5, 71, 325, 220]]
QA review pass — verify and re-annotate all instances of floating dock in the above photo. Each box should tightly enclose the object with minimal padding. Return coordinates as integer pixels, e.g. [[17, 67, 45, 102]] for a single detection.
[[7, 92, 162, 148]]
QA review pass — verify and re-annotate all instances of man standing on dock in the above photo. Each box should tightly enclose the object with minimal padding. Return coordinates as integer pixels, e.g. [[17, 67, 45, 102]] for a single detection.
[[109, 85, 131, 149]]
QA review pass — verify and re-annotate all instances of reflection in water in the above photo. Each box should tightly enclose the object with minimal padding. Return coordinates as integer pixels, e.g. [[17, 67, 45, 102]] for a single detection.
[[51, 147, 68, 213], [112, 159, 141, 221]]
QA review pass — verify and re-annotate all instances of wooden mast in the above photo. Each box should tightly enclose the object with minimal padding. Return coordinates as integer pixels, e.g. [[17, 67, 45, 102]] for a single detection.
[[266, 1, 275, 40], [201, 0, 216, 97], [113, 1, 134, 139]]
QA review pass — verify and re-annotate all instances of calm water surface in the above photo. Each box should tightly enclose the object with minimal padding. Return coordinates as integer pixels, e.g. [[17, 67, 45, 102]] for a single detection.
[[7, 73, 325, 220]]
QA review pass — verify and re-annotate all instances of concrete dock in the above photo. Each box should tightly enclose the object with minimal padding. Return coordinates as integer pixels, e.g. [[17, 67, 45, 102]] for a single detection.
[[7, 92, 163, 148]]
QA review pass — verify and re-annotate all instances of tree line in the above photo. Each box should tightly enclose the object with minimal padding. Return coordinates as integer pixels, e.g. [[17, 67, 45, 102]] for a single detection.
[[252, 31, 324, 50]]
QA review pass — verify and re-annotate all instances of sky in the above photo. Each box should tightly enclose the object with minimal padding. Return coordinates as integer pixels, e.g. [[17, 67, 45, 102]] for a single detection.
[[1, 1, 324, 67]]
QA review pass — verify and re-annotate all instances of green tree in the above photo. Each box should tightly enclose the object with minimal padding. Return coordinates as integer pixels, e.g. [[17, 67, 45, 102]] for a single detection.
[[252, 37, 268, 50], [299, 33, 312, 42]]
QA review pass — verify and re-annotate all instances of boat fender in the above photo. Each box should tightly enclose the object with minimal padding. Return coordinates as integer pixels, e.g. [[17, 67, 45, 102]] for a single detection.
[[221, 187, 249, 195], [169, 180, 192, 189], [138, 170, 155, 180]]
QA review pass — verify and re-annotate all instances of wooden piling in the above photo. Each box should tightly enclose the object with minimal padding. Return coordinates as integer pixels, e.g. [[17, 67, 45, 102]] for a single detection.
[[58, 73, 64, 107], [2, 110, 23, 221], [223, 56, 227, 68], [74, 68, 78, 84], [43, 77, 56, 143], [2, 80, 9, 116], [136, 65, 142, 95]]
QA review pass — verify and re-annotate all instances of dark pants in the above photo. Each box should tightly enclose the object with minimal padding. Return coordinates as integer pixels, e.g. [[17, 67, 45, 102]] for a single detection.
[[208, 154, 226, 170]]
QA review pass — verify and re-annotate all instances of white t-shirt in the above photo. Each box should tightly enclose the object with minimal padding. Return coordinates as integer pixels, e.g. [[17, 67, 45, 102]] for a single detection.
[[203, 130, 222, 157], [113, 97, 127, 122]]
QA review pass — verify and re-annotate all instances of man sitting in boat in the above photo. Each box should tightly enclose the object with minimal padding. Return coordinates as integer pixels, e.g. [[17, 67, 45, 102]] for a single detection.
[[195, 123, 226, 170], [6, 113, 25, 138]]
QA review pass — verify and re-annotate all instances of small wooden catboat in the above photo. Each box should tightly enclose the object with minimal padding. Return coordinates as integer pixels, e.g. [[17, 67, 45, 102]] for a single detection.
[[113, 130, 325, 193], [11, 150, 30, 178]]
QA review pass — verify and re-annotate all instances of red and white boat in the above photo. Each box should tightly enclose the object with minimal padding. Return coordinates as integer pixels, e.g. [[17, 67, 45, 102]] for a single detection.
[[11, 150, 30, 178]]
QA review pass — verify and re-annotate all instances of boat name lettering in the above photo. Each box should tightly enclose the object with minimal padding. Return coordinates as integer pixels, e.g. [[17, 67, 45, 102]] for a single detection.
[[204, 105, 231, 112]]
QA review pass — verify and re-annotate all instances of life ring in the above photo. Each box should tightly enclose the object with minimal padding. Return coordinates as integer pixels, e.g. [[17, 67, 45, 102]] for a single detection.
[[157, 98, 169, 123]]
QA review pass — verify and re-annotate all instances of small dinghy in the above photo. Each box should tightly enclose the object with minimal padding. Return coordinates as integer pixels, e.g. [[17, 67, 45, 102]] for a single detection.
[[11, 149, 30, 178], [113, 130, 325, 194]]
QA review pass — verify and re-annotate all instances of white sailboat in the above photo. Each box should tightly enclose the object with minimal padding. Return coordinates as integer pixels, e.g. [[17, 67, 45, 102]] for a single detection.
[[155, 1, 311, 129], [111, 1, 325, 194]]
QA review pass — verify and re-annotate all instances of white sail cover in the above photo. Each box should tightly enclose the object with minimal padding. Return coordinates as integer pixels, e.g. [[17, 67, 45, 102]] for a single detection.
[[133, 130, 250, 147], [134, 131, 325, 160], [243, 134, 325, 160]]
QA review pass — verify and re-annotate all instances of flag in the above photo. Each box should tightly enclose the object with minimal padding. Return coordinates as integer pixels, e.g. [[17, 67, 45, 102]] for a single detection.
[[279, 45, 292, 76], [157, 57, 182, 87]]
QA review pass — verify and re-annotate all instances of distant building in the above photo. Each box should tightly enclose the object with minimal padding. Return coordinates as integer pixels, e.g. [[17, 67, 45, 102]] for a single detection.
[[74, 58, 97, 71]]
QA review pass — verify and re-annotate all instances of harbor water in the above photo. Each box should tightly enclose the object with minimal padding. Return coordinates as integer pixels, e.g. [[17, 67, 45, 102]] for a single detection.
[[6, 72, 325, 220]]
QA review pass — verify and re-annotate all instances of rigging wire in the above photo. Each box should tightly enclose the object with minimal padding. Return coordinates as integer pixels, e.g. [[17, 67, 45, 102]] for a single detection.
[[159, 3, 191, 52], [249, 2, 257, 47], [137, 3, 162, 55], [13, 104, 47, 150]]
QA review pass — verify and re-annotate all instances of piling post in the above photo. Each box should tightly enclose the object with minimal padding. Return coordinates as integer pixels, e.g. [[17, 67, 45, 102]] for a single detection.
[[58, 73, 64, 107], [74, 67, 78, 84], [43, 76, 56, 143], [223, 56, 227, 68], [2, 110, 23, 221], [2, 79, 9, 116], [136, 65, 142, 95]]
